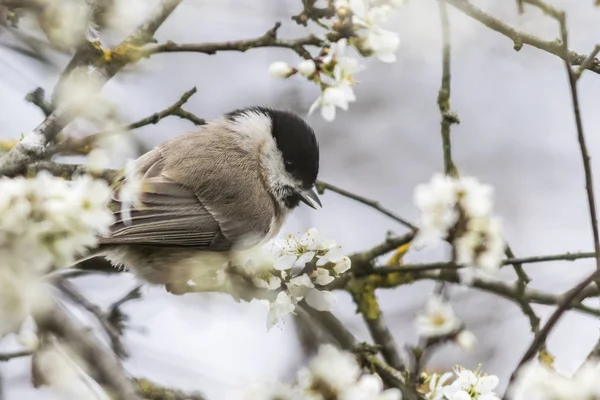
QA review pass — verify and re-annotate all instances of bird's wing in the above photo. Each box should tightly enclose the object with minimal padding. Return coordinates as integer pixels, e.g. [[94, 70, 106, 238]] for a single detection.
[[98, 148, 260, 250]]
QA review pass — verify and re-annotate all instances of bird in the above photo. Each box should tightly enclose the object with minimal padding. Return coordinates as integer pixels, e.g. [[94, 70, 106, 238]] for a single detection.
[[87, 106, 321, 295]]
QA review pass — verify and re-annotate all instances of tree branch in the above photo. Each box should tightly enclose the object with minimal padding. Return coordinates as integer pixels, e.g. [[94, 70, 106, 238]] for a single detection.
[[507, 269, 600, 391], [446, 0, 600, 75], [48, 87, 204, 156], [52, 279, 129, 358], [0, 0, 183, 177], [140, 22, 323, 60], [33, 298, 142, 400], [437, 0, 459, 178]]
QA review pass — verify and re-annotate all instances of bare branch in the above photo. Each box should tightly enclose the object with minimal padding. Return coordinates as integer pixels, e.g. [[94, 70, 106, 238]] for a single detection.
[[446, 0, 600, 75], [33, 298, 142, 400], [0, 0, 184, 177], [48, 87, 204, 156], [0, 349, 33, 362], [141, 23, 323, 60], [437, 0, 459, 178], [507, 269, 600, 390], [52, 279, 129, 358]]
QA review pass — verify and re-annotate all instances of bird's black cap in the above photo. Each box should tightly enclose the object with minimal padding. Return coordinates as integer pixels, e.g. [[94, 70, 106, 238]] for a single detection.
[[226, 107, 320, 189]]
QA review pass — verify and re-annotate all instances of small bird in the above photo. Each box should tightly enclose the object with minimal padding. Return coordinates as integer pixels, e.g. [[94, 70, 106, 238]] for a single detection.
[[90, 107, 321, 294]]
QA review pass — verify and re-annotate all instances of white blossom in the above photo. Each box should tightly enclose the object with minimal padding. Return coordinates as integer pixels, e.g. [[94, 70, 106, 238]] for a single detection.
[[341, 374, 401, 400], [443, 366, 500, 400], [509, 360, 600, 400], [17, 330, 40, 351], [252, 275, 282, 291], [312, 268, 335, 285], [298, 59, 317, 77], [269, 61, 294, 78], [413, 174, 505, 284], [413, 173, 459, 246], [425, 372, 453, 400], [299, 344, 362, 396], [415, 296, 461, 337], [455, 330, 478, 351], [348, 0, 400, 62], [455, 217, 505, 285], [267, 291, 295, 329], [308, 82, 356, 121], [0, 172, 114, 272]]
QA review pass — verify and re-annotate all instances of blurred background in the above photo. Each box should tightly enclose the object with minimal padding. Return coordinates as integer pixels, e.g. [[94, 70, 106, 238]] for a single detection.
[[1, 0, 600, 398]]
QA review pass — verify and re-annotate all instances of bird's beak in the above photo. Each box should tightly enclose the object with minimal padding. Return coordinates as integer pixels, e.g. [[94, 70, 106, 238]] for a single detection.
[[298, 187, 322, 209]]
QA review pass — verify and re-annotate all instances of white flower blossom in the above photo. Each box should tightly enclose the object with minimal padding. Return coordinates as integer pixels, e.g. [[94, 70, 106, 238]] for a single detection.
[[269, 61, 294, 78], [252, 275, 282, 291], [455, 217, 504, 285], [425, 372, 453, 400], [312, 268, 334, 285], [413, 173, 459, 246], [348, 0, 400, 62], [443, 366, 500, 400], [267, 291, 295, 329], [415, 296, 461, 337], [298, 59, 317, 77], [413, 174, 505, 284], [341, 374, 401, 400], [0, 172, 114, 272], [299, 344, 362, 395], [510, 360, 600, 400], [308, 82, 356, 121]]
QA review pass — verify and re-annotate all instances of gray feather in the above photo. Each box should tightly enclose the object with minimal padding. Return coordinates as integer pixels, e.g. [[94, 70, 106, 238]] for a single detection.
[[99, 124, 282, 251]]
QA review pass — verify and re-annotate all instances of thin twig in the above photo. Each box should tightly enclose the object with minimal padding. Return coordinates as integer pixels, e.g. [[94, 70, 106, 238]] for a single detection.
[[346, 280, 405, 371], [437, 0, 459, 178], [141, 22, 323, 60], [34, 298, 142, 400], [370, 250, 599, 274], [315, 181, 417, 230], [575, 45, 600, 80], [0, 349, 34, 362], [0, 0, 183, 177], [554, 10, 600, 295], [53, 279, 128, 358], [48, 87, 204, 156], [507, 269, 600, 389], [446, 0, 600, 75]]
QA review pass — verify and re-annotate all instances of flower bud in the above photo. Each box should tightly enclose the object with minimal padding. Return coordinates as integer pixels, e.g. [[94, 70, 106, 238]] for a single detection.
[[269, 62, 294, 79], [297, 59, 317, 77]]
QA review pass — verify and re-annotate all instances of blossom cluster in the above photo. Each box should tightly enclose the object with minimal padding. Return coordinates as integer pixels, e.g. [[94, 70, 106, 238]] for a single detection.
[[424, 366, 500, 400], [0, 172, 114, 273], [413, 174, 505, 284], [230, 228, 351, 330], [509, 360, 600, 400], [269, 0, 404, 121], [243, 344, 401, 400], [0, 172, 114, 338]]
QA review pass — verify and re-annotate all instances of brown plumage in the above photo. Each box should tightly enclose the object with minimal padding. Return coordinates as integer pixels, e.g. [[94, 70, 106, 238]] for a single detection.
[[90, 107, 320, 294]]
